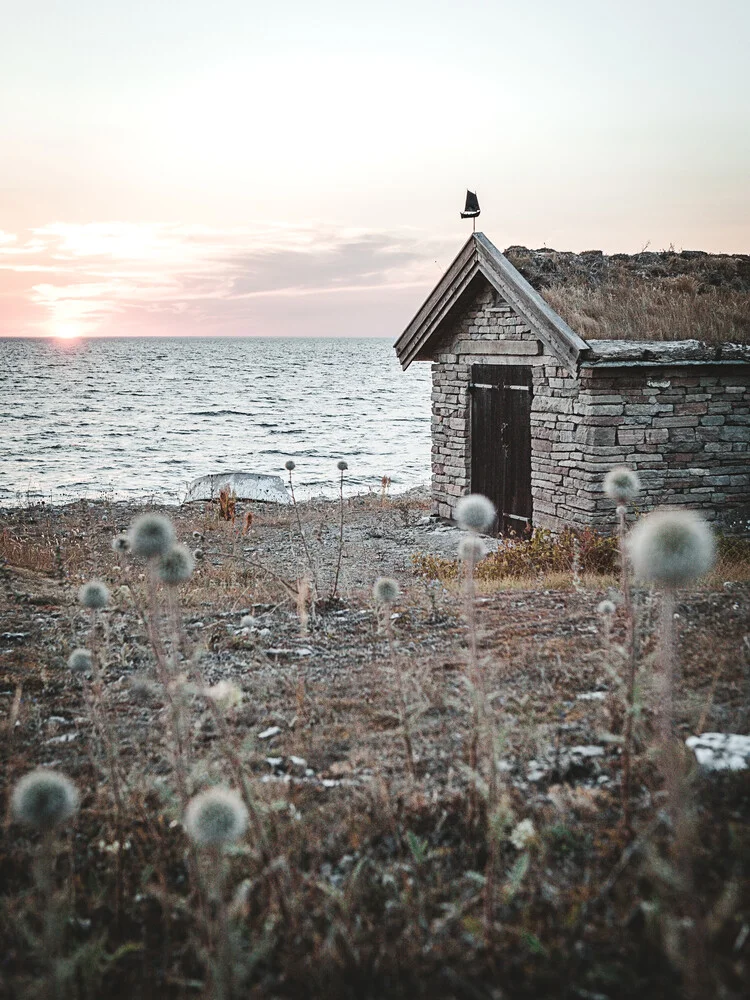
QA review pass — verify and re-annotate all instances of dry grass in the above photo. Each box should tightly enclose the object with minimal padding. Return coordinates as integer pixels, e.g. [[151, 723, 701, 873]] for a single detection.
[[1, 496, 749, 999], [478, 569, 619, 592], [707, 535, 750, 585], [543, 277, 750, 344], [0, 529, 59, 575]]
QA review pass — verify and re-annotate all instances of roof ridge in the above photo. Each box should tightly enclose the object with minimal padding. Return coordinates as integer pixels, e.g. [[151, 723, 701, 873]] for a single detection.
[[394, 233, 588, 374]]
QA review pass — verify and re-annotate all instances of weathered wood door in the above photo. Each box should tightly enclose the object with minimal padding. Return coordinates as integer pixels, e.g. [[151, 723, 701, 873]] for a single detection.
[[470, 365, 532, 535]]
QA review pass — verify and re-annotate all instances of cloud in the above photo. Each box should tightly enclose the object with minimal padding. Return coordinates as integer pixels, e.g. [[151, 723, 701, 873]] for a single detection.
[[0, 222, 454, 338]]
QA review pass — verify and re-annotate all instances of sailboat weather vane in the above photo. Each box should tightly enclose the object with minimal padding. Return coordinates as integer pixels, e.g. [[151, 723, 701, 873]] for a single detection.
[[460, 190, 480, 232]]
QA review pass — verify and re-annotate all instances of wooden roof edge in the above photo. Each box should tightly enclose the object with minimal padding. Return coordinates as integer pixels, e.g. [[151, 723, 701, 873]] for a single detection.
[[394, 233, 591, 374], [394, 235, 478, 370], [474, 234, 590, 375]]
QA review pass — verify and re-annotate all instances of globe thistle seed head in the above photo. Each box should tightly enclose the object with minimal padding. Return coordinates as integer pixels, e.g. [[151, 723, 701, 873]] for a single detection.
[[12, 769, 79, 830], [204, 680, 243, 712], [597, 600, 617, 616], [337, 460, 348, 472], [455, 494, 496, 534], [79, 580, 110, 610], [128, 674, 158, 703], [285, 460, 295, 471], [156, 544, 195, 586], [458, 536, 486, 564], [184, 787, 248, 848], [373, 577, 400, 605], [111, 533, 130, 554], [240, 614, 257, 629], [128, 513, 175, 560], [509, 818, 536, 851], [67, 647, 93, 673], [627, 510, 715, 588], [603, 467, 641, 504]]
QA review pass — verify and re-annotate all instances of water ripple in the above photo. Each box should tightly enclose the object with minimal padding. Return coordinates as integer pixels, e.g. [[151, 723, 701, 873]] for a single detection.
[[0, 337, 431, 505]]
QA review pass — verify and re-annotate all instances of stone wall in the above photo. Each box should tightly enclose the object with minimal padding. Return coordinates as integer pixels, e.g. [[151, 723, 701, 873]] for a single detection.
[[429, 279, 750, 532], [540, 365, 750, 533]]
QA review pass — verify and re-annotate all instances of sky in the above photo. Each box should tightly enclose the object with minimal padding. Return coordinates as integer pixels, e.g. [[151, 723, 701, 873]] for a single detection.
[[1, 0, 748, 339]]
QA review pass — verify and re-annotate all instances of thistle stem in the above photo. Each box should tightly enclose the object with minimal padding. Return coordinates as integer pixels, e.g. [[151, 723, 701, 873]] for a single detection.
[[659, 588, 676, 751], [287, 469, 319, 597], [385, 611, 416, 780], [463, 553, 481, 770], [331, 469, 346, 600], [618, 504, 637, 836]]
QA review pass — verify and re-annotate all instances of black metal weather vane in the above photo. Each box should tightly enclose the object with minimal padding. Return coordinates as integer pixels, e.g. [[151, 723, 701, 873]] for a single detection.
[[461, 190, 480, 232]]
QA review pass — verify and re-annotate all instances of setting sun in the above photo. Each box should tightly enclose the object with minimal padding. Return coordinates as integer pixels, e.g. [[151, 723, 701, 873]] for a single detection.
[[53, 324, 81, 339]]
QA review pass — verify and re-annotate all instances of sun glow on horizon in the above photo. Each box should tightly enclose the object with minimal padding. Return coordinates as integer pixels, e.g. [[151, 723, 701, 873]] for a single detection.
[[53, 323, 83, 340]]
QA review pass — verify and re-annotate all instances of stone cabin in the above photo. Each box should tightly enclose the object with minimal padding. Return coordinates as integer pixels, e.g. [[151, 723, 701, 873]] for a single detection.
[[394, 233, 750, 534]]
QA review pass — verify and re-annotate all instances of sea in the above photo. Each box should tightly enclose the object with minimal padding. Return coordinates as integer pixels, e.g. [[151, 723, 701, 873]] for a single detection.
[[1, 337, 432, 507]]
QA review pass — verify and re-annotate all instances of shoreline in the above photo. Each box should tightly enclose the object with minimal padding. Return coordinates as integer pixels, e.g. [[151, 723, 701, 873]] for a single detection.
[[0, 482, 432, 516]]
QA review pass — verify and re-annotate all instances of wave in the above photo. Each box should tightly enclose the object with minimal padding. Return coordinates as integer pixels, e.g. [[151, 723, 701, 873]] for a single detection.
[[187, 410, 257, 417], [3, 338, 431, 505]]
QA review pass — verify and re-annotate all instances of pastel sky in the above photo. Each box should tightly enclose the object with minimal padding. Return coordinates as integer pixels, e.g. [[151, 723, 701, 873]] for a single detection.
[[2, 0, 748, 338]]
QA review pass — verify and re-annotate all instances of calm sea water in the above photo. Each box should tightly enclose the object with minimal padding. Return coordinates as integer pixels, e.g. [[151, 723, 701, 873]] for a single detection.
[[1, 337, 431, 506]]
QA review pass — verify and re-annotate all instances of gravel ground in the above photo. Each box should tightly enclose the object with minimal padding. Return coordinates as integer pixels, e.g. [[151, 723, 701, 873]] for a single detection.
[[1, 492, 749, 999]]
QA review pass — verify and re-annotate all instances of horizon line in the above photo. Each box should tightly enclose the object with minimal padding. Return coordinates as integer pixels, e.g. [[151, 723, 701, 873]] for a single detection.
[[0, 332, 399, 340]]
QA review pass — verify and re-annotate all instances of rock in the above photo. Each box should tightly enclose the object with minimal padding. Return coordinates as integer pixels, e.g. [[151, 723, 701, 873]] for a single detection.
[[289, 755, 308, 774], [587, 339, 705, 363], [526, 745, 606, 784], [586, 339, 750, 365], [184, 472, 291, 505], [45, 732, 79, 745], [258, 726, 282, 740], [686, 733, 750, 771]]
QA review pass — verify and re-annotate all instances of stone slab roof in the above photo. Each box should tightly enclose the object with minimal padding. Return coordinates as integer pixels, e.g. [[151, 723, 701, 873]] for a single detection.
[[584, 339, 750, 366]]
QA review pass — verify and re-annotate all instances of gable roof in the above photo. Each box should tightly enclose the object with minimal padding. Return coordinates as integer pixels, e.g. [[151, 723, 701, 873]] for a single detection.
[[394, 233, 589, 374]]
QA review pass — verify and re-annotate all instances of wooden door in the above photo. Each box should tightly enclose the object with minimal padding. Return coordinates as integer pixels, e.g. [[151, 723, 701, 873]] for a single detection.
[[470, 365, 532, 535]]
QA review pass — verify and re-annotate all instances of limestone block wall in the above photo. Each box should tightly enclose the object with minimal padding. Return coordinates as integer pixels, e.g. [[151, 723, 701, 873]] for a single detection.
[[528, 363, 582, 529], [429, 282, 750, 532], [541, 366, 750, 533]]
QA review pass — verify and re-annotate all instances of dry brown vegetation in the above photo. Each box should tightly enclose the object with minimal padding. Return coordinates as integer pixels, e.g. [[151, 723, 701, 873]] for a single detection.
[[1, 494, 749, 999], [504, 246, 750, 344], [544, 278, 750, 345]]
